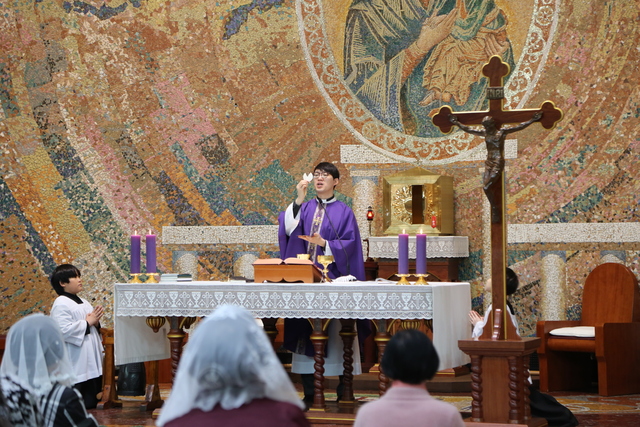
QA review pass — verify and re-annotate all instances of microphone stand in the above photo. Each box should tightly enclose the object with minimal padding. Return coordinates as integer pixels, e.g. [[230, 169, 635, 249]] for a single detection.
[[318, 197, 350, 277]]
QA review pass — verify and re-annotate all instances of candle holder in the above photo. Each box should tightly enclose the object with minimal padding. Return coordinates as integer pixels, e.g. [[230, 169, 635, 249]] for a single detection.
[[396, 274, 411, 285], [145, 273, 160, 284], [415, 274, 428, 285], [366, 206, 374, 236], [130, 273, 143, 283]]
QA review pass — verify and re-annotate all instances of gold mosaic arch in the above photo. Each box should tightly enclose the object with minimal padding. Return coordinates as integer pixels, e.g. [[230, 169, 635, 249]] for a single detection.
[[296, 0, 561, 164]]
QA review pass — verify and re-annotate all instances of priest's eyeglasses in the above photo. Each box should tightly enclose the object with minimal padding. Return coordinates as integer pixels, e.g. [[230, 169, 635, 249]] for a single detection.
[[313, 172, 331, 179]]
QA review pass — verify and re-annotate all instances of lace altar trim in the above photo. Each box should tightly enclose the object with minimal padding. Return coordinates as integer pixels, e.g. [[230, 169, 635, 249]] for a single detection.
[[115, 282, 435, 319]]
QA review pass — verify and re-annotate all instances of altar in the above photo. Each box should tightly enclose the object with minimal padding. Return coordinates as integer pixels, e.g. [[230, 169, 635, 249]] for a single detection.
[[113, 280, 471, 410]]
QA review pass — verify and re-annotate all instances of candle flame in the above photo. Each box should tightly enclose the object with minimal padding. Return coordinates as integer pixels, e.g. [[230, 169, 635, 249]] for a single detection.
[[402, 229, 405, 234], [419, 229, 423, 234]]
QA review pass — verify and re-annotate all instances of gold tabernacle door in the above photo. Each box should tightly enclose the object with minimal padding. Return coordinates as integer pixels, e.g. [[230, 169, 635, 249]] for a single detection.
[[382, 167, 454, 236]]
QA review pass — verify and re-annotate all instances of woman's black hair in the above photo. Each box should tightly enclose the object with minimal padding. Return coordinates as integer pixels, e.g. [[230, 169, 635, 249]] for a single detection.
[[505, 267, 520, 314], [49, 264, 81, 295], [380, 329, 439, 384], [506, 267, 519, 296]]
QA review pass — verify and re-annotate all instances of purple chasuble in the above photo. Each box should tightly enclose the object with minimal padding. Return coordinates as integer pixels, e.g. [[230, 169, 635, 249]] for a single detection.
[[278, 198, 369, 357], [278, 198, 365, 280]]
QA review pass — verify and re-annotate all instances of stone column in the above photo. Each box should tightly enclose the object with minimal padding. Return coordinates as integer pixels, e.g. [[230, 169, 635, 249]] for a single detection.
[[540, 251, 566, 321], [173, 251, 198, 280], [234, 253, 258, 280], [349, 169, 379, 261]]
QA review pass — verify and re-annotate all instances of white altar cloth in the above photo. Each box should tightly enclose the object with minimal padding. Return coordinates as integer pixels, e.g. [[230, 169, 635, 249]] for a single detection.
[[114, 281, 471, 370]]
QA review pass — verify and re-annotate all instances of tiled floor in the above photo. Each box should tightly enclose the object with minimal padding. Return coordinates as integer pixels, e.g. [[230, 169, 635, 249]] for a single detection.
[[90, 375, 640, 427]]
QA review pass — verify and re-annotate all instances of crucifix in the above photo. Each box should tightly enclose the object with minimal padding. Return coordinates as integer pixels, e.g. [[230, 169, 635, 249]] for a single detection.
[[433, 55, 562, 341], [432, 56, 562, 426]]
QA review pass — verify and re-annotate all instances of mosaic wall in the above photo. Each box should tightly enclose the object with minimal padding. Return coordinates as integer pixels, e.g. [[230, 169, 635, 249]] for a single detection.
[[1, 0, 639, 335]]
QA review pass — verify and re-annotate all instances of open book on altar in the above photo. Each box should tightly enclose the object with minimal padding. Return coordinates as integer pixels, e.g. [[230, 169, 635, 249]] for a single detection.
[[252, 257, 314, 265], [252, 257, 322, 283]]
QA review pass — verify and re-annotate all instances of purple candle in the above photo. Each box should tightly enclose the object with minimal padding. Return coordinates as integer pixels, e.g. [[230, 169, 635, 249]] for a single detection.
[[130, 232, 141, 274], [416, 230, 427, 275], [398, 230, 409, 275], [146, 231, 157, 274]]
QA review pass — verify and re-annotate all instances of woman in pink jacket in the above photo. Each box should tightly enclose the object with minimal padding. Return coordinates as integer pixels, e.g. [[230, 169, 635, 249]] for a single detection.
[[354, 329, 465, 427]]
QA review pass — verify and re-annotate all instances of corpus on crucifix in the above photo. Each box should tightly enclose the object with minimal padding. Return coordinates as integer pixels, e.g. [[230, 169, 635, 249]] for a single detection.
[[449, 111, 541, 223], [433, 55, 562, 341]]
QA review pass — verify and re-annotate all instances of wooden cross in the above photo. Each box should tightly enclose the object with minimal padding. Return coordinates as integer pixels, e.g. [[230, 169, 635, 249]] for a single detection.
[[432, 56, 562, 341]]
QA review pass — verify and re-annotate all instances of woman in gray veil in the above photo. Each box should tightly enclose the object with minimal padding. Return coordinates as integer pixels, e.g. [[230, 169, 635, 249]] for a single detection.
[[0, 314, 98, 427], [157, 305, 309, 427]]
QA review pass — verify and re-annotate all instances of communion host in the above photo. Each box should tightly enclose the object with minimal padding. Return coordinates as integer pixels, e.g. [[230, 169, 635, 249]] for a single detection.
[[278, 161, 367, 405]]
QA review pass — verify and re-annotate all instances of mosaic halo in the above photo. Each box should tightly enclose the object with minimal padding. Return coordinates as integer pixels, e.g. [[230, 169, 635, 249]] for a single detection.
[[297, 0, 560, 164]]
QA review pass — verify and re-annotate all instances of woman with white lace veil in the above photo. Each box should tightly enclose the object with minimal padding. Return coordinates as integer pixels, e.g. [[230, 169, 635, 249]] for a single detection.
[[0, 314, 98, 427], [157, 305, 309, 427]]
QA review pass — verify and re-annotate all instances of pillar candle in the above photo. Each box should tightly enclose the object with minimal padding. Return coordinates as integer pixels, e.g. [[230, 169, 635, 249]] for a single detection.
[[398, 230, 409, 275], [416, 230, 427, 275], [146, 231, 157, 274], [130, 232, 141, 274]]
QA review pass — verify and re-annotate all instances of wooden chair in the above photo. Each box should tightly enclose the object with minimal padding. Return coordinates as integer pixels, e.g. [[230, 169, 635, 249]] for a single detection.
[[537, 262, 640, 396]]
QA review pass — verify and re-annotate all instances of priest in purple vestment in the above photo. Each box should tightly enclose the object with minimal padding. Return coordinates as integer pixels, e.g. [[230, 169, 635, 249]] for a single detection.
[[278, 163, 365, 281], [277, 161, 368, 405]]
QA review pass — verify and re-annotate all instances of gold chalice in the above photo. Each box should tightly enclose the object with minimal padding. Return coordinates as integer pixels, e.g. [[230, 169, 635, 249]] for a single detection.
[[317, 255, 334, 282]]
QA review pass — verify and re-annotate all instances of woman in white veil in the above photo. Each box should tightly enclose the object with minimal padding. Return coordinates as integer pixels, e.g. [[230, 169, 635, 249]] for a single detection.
[[157, 305, 309, 427], [0, 314, 98, 427]]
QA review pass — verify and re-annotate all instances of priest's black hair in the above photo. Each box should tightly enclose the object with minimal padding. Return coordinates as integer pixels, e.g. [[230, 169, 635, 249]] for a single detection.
[[381, 329, 439, 384], [50, 264, 81, 295], [314, 162, 340, 179]]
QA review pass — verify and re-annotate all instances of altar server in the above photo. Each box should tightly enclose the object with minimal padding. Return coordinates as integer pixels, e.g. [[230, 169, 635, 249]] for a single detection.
[[49, 264, 104, 410]]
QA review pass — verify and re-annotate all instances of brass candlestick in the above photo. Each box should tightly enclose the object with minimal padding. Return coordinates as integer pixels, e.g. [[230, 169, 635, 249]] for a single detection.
[[396, 273, 410, 285], [415, 274, 428, 285], [145, 273, 159, 283], [130, 273, 143, 283], [317, 255, 334, 282]]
